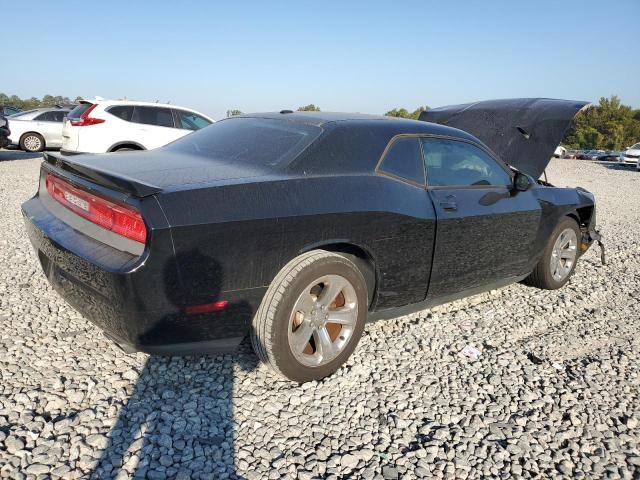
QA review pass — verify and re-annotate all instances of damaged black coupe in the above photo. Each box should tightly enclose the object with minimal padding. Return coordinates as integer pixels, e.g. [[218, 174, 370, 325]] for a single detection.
[[22, 98, 602, 382]]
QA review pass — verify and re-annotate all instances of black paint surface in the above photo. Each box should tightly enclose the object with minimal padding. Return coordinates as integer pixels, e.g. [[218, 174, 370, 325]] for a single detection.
[[22, 106, 598, 353]]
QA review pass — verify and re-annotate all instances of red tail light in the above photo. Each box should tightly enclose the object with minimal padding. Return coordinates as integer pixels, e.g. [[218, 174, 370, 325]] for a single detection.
[[70, 104, 105, 126], [45, 174, 147, 244], [185, 301, 229, 315]]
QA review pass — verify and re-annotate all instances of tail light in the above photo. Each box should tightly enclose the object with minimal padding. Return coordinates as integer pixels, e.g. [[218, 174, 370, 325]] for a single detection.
[[45, 174, 147, 244], [70, 104, 105, 126]]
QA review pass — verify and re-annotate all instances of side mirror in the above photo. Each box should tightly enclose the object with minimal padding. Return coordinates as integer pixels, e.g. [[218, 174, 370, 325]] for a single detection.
[[513, 172, 532, 192]]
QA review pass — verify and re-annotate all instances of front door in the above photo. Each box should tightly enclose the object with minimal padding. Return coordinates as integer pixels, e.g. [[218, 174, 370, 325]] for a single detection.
[[423, 137, 541, 299]]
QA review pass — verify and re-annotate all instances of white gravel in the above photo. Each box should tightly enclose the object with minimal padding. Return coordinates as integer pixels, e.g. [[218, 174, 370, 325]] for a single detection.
[[0, 153, 639, 479]]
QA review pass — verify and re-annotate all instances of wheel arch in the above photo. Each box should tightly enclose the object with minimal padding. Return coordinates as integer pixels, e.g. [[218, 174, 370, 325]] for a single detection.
[[19, 131, 46, 148], [107, 141, 146, 152], [299, 241, 377, 308]]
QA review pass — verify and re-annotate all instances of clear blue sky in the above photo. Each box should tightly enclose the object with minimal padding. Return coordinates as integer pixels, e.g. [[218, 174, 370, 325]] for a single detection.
[[3, 0, 639, 119]]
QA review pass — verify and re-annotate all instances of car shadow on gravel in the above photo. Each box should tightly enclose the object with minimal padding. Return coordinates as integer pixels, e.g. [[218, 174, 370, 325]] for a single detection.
[[0, 149, 43, 161], [89, 348, 257, 479], [90, 252, 258, 479], [599, 162, 638, 171]]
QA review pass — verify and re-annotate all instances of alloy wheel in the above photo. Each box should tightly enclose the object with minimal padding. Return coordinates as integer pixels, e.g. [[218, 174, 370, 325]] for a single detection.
[[287, 274, 358, 367], [550, 228, 578, 281]]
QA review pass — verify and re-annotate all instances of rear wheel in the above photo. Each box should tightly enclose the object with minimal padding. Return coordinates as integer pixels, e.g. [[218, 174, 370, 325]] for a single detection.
[[113, 147, 138, 152], [251, 250, 368, 382], [20, 133, 45, 153], [525, 217, 580, 289]]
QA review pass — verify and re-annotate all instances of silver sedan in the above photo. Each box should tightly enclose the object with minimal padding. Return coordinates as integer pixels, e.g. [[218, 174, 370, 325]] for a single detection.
[[7, 108, 70, 153]]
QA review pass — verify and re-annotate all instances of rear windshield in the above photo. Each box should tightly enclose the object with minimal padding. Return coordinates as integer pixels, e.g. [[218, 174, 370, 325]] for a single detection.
[[67, 103, 94, 120], [166, 117, 322, 167]]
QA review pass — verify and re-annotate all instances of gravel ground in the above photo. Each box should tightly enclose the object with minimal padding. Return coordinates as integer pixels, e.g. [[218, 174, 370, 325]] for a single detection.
[[0, 152, 639, 479]]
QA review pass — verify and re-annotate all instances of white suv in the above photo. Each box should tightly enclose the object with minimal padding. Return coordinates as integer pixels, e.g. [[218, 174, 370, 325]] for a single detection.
[[61, 99, 213, 154]]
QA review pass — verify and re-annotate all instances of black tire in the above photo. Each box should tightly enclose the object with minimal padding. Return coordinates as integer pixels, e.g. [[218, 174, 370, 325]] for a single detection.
[[19, 133, 45, 153], [524, 217, 581, 290], [251, 250, 368, 383], [113, 147, 137, 152]]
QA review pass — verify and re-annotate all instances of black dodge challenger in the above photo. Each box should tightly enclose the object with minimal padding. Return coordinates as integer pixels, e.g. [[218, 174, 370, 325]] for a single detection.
[[22, 98, 602, 382]]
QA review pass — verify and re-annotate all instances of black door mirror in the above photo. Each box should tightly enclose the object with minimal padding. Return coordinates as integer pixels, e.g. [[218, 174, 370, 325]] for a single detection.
[[513, 172, 532, 192]]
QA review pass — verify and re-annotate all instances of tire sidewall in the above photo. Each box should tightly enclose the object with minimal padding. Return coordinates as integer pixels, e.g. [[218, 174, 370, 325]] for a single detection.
[[269, 255, 368, 383], [541, 217, 581, 289], [20, 133, 44, 152]]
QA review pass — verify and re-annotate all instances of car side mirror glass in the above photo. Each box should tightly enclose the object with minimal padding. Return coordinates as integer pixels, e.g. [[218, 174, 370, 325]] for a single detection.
[[513, 172, 531, 192]]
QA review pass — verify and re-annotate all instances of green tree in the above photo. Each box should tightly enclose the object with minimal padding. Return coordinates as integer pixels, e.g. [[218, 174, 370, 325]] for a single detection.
[[563, 96, 640, 150], [297, 104, 320, 112], [384, 106, 429, 120], [226, 109, 242, 117]]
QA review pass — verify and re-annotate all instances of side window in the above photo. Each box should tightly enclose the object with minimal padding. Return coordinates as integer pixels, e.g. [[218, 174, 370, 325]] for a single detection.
[[52, 111, 67, 122], [131, 106, 175, 128], [7, 107, 20, 115], [174, 110, 212, 130], [35, 111, 56, 121], [379, 137, 425, 185], [108, 106, 134, 122], [422, 138, 511, 187]]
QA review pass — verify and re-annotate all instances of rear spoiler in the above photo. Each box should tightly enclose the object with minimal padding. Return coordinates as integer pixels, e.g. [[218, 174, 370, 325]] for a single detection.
[[43, 152, 162, 198]]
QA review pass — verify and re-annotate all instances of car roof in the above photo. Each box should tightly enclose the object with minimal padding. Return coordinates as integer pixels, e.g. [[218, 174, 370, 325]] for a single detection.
[[236, 111, 478, 138], [9, 108, 69, 119], [78, 99, 213, 121]]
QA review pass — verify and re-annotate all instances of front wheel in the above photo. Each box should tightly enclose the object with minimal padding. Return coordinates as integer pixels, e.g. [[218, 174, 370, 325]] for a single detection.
[[251, 250, 368, 383], [524, 217, 580, 289]]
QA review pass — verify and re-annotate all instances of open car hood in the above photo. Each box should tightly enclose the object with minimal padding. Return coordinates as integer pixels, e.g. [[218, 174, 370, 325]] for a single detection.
[[419, 98, 589, 178]]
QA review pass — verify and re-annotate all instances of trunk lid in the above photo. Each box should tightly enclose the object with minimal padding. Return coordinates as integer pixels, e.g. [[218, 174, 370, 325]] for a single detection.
[[44, 149, 267, 197], [419, 98, 589, 178]]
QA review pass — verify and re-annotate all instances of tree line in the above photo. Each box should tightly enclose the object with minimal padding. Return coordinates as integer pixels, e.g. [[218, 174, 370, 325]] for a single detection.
[[0, 93, 82, 109], [4, 93, 639, 150]]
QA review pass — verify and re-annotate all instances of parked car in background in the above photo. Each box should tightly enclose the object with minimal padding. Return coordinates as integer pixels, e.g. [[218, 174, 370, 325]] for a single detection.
[[596, 151, 620, 162], [61, 100, 213, 154], [0, 116, 10, 148], [563, 150, 579, 159], [0, 105, 22, 117], [576, 150, 602, 160], [553, 145, 566, 158], [619, 143, 640, 166], [7, 108, 70, 152], [22, 98, 603, 382]]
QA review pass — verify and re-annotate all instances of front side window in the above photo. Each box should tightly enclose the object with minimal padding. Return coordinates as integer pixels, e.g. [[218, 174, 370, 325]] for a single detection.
[[422, 138, 511, 187], [131, 106, 174, 128], [174, 110, 211, 131], [378, 137, 425, 185]]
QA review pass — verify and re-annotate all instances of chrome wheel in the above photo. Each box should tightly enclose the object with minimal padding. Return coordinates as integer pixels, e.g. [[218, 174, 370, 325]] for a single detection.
[[23, 135, 42, 152], [550, 228, 578, 282], [287, 274, 358, 367]]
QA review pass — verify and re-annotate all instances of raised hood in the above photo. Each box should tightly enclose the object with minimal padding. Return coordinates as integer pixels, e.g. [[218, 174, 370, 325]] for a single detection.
[[419, 98, 589, 178], [44, 150, 267, 197]]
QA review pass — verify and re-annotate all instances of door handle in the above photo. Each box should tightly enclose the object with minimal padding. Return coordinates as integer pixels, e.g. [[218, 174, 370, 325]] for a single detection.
[[440, 201, 457, 211], [439, 195, 458, 211]]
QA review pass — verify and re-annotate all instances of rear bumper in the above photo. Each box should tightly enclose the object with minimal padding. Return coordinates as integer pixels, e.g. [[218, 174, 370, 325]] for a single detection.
[[22, 195, 254, 354]]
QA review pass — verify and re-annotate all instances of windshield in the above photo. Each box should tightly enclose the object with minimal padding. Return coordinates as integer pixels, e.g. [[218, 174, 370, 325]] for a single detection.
[[166, 117, 322, 167], [631, 143, 640, 150], [8, 109, 38, 118]]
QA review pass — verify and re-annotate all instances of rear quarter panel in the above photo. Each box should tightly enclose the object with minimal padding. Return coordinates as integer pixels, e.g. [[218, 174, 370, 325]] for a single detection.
[[157, 175, 437, 313]]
